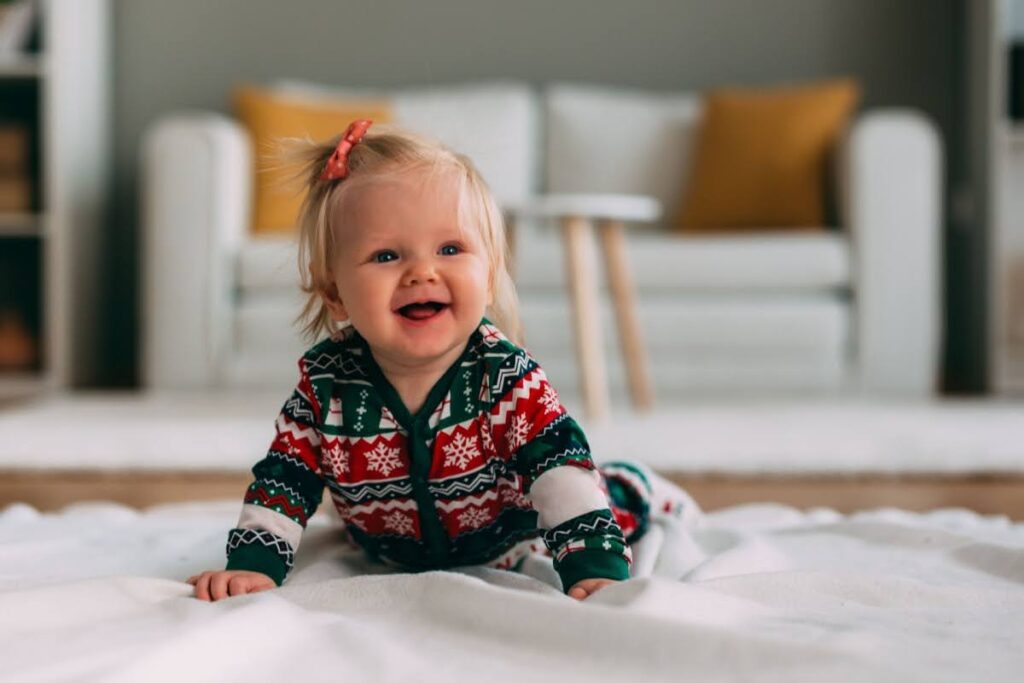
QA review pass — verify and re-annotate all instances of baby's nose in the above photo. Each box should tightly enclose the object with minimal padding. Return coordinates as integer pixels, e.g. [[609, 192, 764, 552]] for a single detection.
[[402, 260, 438, 286]]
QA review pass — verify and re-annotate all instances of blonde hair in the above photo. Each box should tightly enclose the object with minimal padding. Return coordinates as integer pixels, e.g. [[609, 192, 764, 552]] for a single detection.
[[287, 124, 522, 345]]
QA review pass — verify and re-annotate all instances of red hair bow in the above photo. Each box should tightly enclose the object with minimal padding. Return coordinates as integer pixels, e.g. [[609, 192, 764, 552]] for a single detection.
[[320, 119, 373, 181]]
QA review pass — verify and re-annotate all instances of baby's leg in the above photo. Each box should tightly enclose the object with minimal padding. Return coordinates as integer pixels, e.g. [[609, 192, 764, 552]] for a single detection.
[[598, 461, 703, 544]]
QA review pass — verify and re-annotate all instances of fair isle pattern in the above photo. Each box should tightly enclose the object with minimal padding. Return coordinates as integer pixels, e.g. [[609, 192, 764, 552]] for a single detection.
[[227, 528, 295, 570], [543, 509, 632, 566], [226, 320, 632, 588]]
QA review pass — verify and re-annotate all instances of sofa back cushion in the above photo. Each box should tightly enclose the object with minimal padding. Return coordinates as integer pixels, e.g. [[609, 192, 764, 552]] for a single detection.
[[544, 84, 702, 225], [272, 80, 539, 205], [677, 78, 860, 232], [233, 86, 393, 234]]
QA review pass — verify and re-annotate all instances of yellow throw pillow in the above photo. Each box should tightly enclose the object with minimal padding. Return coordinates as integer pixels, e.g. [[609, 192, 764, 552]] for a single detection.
[[677, 78, 860, 232], [233, 85, 393, 234]]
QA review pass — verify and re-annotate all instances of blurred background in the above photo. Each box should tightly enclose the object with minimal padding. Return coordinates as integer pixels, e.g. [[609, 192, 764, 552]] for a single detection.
[[0, 0, 1022, 515]]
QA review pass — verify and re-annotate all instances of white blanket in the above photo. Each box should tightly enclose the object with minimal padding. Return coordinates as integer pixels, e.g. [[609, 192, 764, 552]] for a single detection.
[[1, 500, 1022, 682]]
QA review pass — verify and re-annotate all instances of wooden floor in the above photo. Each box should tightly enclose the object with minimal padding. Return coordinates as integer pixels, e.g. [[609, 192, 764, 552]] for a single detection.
[[3, 469, 1024, 520]]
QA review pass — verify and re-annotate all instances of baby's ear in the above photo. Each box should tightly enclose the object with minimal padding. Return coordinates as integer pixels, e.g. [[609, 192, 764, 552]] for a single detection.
[[319, 282, 349, 321]]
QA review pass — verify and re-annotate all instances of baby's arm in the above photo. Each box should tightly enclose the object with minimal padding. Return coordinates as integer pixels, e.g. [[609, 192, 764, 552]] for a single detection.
[[191, 358, 326, 600], [490, 351, 631, 596], [187, 570, 275, 601]]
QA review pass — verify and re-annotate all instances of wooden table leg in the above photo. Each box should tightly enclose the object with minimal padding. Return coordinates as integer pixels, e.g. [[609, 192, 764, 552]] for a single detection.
[[503, 210, 517, 280], [598, 219, 654, 411], [562, 215, 610, 420]]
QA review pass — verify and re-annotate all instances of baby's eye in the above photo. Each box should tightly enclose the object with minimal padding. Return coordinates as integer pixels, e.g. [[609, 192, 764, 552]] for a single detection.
[[373, 250, 398, 263], [439, 244, 460, 256]]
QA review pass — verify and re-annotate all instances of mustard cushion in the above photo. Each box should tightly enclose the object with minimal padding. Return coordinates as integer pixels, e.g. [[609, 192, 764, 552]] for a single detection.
[[233, 85, 393, 234], [677, 78, 860, 232]]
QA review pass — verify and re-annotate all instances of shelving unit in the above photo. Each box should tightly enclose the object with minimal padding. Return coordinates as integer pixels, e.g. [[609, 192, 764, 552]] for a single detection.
[[0, 0, 109, 399]]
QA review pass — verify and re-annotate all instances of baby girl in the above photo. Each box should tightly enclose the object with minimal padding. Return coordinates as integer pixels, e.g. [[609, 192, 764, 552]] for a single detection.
[[189, 120, 693, 602]]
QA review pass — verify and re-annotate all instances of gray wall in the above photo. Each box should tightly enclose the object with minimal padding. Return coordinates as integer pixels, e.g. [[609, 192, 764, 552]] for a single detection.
[[107, 0, 962, 386]]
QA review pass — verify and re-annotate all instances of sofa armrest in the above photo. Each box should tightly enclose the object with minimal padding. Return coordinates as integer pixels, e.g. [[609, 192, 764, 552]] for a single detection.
[[841, 110, 943, 395], [141, 114, 251, 388], [505, 193, 662, 223]]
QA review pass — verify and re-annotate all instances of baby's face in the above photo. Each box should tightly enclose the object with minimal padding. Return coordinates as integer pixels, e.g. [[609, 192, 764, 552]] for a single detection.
[[324, 168, 492, 368]]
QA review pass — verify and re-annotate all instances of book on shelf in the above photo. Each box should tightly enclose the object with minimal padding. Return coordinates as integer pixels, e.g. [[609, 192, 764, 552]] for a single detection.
[[0, 122, 31, 212], [0, 0, 35, 58], [0, 123, 29, 171], [0, 176, 30, 212], [0, 310, 36, 371]]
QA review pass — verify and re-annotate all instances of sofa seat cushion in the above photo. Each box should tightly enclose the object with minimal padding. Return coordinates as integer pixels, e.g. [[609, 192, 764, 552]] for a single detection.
[[237, 236, 300, 293], [514, 229, 850, 293], [520, 292, 849, 355], [231, 288, 849, 398]]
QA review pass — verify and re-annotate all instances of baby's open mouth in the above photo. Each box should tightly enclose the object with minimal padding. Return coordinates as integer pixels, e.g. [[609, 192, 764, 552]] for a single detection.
[[396, 301, 449, 321]]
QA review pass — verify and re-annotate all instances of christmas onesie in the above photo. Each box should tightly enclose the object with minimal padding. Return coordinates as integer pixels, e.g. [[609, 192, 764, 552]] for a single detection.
[[225, 319, 659, 592]]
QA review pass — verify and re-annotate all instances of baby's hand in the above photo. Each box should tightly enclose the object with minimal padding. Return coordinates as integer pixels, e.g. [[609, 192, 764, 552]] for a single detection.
[[567, 578, 618, 601], [187, 570, 275, 601]]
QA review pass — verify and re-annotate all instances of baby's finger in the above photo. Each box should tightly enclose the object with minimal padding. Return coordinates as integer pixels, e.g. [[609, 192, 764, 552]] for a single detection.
[[194, 573, 212, 601], [186, 575, 198, 585], [228, 576, 251, 596], [210, 573, 231, 601], [568, 586, 588, 600]]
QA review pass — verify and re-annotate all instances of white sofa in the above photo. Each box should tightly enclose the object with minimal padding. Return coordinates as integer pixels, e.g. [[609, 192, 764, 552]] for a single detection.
[[141, 81, 942, 405]]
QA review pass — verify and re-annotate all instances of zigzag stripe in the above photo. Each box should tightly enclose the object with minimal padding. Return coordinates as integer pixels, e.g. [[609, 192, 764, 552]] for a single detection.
[[347, 497, 419, 517], [428, 468, 501, 497], [434, 414, 482, 439], [236, 504, 304, 548], [324, 432, 409, 446], [534, 412, 570, 440], [283, 395, 316, 424], [435, 488, 499, 513], [327, 479, 414, 503], [255, 478, 310, 509], [266, 449, 315, 473], [226, 528, 295, 569], [276, 413, 321, 447], [491, 353, 530, 395], [490, 369, 545, 426], [245, 489, 308, 521], [530, 447, 592, 476], [543, 512, 624, 546]]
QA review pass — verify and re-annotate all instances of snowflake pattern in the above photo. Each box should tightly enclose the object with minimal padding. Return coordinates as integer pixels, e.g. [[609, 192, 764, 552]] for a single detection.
[[324, 441, 350, 476], [365, 442, 402, 477], [458, 506, 491, 531], [479, 421, 496, 457], [382, 510, 414, 536], [505, 414, 530, 452], [499, 483, 528, 507], [538, 384, 561, 415], [442, 432, 481, 471]]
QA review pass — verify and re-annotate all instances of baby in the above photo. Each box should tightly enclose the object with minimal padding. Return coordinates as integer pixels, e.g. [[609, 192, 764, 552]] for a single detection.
[[189, 121, 693, 602]]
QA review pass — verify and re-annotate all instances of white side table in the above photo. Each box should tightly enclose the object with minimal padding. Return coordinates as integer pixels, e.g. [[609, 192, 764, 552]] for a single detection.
[[505, 194, 661, 420]]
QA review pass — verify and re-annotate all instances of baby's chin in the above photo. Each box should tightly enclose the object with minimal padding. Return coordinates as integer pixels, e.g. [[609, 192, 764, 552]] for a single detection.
[[365, 324, 468, 363]]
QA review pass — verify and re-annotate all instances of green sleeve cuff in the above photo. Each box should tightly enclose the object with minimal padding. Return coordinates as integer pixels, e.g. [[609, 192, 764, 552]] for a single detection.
[[555, 549, 630, 593], [226, 543, 289, 586]]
